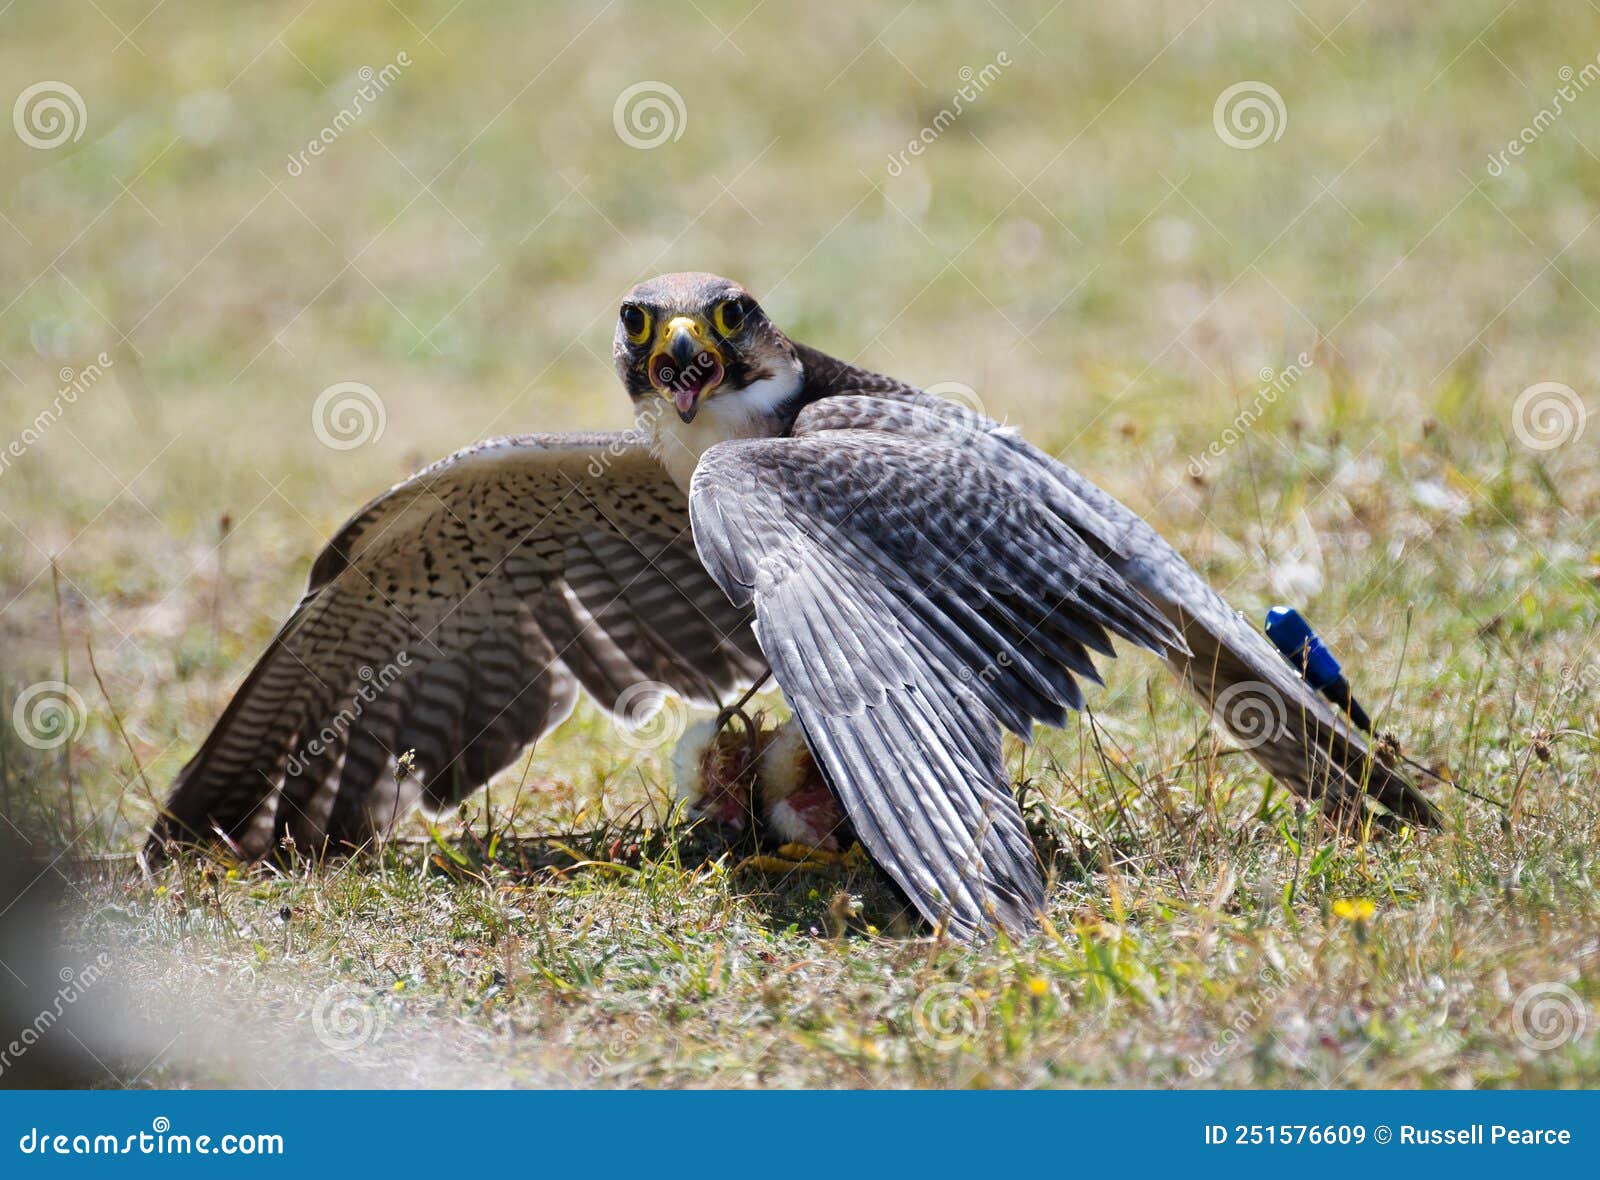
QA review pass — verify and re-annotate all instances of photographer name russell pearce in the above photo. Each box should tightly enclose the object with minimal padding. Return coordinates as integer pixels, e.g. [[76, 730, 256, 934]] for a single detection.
[[1397, 1124, 1572, 1146]]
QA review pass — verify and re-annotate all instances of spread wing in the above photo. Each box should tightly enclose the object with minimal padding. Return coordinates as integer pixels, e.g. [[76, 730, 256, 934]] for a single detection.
[[146, 432, 765, 861], [689, 400, 1185, 939], [796, 394, 1435, 827], [979, 417, 1440, 827]]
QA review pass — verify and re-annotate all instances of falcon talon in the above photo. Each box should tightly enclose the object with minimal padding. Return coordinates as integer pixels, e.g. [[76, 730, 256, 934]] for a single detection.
[[149, 271, 1439, 943]]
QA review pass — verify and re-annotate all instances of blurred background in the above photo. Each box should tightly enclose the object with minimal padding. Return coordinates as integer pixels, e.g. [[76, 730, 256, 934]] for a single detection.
[[0, 0, 1595, 1087]]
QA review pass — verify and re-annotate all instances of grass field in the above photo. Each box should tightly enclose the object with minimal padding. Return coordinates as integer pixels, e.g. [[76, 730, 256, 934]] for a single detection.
[[1, 0, 1597, 1088]]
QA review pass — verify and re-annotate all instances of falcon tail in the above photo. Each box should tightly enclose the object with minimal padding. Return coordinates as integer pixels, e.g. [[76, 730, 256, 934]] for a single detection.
[[1158, 602, 1439, 827]]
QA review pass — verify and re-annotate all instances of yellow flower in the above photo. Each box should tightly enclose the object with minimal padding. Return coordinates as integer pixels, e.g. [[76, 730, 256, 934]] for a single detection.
[[1027, 976, 1049, 997], [393, 979, 407, 993], [1332, 898, 1376, 922]]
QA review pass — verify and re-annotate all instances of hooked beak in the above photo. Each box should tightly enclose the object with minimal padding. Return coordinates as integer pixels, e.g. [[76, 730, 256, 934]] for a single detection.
[[648, 316, 725, 423]]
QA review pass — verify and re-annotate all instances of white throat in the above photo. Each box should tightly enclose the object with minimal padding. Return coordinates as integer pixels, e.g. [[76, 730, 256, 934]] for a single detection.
[[643, 368, 802, 493]]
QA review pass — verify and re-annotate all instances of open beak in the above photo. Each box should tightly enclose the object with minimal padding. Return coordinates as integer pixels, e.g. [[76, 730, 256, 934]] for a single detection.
[[648, 316, 725, 423]]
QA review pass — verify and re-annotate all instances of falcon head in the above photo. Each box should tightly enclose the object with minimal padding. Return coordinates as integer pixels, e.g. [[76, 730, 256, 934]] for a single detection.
[[613, 272, 802, 425]]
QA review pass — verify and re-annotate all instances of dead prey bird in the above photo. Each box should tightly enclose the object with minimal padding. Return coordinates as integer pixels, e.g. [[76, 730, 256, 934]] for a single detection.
[[146, 272, 1436, 939]]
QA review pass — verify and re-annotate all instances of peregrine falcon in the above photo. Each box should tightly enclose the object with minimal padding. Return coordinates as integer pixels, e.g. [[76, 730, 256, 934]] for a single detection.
[[146, 272, 1436, 940]]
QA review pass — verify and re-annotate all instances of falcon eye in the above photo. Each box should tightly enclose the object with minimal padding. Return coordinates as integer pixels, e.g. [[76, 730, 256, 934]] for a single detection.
[[620, 303, 651, 345], [713, 297, 750, 337]]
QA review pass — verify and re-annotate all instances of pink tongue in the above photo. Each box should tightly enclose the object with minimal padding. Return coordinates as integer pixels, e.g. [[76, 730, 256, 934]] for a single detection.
[[674, 388, 698, 414]]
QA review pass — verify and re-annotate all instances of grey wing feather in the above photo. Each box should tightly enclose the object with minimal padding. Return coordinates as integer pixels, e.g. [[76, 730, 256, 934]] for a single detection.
[[690, 420, 1185, 939], [1031, 453, 1438, 824], [147, 432, 766, 862], [808, 393, 1437, 826]]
